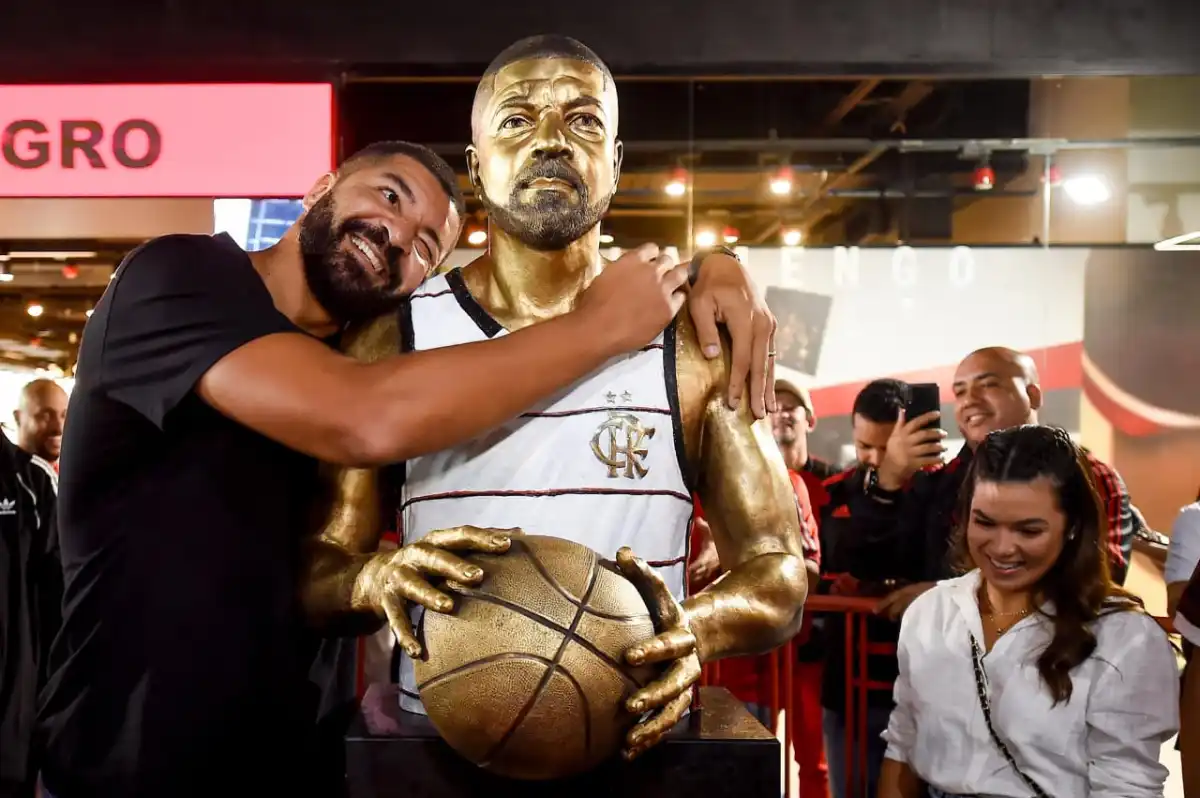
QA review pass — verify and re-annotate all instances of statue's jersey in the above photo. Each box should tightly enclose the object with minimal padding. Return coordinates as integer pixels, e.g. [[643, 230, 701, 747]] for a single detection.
[[394, 269, 694, 714]]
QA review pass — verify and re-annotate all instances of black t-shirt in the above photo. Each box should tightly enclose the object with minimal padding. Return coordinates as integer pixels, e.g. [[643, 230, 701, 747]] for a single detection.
[[37, 234, 323, 797]]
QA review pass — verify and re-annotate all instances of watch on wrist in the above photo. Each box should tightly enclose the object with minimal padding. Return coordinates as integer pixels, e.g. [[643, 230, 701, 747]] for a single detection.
[[688, 245, 739, 286], [865, 468, 901, 502]]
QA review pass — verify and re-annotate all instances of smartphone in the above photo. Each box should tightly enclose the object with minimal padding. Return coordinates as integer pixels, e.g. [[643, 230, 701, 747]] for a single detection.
[[906, 382, 942, 430]]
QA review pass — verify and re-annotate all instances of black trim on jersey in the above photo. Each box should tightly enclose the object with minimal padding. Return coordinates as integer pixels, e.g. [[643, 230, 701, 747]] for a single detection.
[[397, 298, 415, 355], [445, 268, 503, 339], [662, 319, 695, 492], [382, 299, 416, 500]]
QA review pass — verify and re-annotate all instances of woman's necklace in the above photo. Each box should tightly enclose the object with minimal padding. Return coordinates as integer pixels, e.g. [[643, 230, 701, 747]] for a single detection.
[[981, 590, 1032, 636]]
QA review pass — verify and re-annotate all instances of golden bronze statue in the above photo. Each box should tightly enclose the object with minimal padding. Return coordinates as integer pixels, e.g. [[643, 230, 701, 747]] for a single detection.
[[304, 34, 808, 765]]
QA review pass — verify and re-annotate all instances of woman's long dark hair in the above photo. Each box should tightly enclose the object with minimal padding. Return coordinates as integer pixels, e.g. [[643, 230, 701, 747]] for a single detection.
[[952, 425, 1143, 704]]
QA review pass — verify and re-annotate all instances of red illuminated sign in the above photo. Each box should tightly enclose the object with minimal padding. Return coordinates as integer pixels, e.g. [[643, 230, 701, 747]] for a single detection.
[[0, 84, 334, 198]]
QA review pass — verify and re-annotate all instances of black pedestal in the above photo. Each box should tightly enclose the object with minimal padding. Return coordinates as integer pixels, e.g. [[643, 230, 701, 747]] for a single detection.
[[345, 685, 780, 798]]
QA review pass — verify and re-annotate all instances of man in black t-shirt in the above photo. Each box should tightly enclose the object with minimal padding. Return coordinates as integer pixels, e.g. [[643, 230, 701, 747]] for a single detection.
[[36, 140, 779, 797]]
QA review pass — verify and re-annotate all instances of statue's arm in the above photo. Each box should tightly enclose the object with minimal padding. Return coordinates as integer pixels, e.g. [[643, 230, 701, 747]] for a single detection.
[[301, 314, 399, 634], [678, 317, 809, 662]]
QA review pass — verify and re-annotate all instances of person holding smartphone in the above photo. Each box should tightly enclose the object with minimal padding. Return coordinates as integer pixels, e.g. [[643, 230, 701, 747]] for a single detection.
[[839, 347, 1140, 626]]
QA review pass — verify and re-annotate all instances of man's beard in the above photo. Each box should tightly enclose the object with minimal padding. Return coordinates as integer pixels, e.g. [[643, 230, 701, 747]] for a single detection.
[[298, 193, 407, 326], [479, 159, 611, 251]]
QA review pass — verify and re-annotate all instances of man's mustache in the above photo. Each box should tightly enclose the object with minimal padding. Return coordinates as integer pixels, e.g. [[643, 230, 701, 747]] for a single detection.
[[516, 160, 585, 193]]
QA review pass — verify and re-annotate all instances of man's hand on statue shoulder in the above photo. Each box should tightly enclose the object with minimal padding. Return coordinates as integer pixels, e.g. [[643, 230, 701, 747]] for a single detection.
[[616, 548, 703, 760], [352, 525, 516, 658], [688, 250, 777, 419], [577, 243, 689, 355]]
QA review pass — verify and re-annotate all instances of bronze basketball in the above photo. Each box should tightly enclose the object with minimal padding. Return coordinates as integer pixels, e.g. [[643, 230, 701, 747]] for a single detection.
[[414, 535, 661, 781]]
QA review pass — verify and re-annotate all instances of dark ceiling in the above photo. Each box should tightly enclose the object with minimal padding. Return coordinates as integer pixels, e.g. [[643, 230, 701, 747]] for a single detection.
[[1, 77, 1037, 372], [341, 76, 1033, 247]]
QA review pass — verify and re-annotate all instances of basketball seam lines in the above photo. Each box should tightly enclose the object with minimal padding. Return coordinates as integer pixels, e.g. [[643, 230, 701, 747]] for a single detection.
[[482, 558, 601, 766], [416, 651, 556, 694], [446, 587, 640, 690], [514, 540, 654, 622]]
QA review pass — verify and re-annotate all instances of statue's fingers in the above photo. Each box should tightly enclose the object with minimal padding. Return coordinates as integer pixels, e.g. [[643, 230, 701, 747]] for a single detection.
[[420, 525, 516, 553], [404, 545, 485, 586], [616, 547, 682, 630], [390, 568, 455, 614], [625, 655, 702, 714], [381, 593, 421, 659], [623, 689, 693, 760], [625, 627, 696, 667]]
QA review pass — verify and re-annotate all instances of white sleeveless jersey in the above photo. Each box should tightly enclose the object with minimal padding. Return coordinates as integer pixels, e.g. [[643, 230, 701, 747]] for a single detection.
[[394, 269, 695, 713]]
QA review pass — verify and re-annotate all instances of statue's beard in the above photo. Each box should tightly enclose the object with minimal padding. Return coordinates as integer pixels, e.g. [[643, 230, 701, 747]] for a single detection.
[[479, 160, 612, 251]]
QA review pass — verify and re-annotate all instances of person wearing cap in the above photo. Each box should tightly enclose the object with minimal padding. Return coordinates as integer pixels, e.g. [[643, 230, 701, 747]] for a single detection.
[[773, 378, 838, 481]]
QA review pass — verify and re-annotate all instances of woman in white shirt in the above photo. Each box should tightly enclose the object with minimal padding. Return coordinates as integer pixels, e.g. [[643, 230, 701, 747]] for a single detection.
[[878, 425, 1179, 798]]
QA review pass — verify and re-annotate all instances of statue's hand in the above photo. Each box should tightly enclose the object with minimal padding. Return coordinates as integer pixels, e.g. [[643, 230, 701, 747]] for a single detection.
[[616, 547, 703, 761], [353, 526, 515, 658]]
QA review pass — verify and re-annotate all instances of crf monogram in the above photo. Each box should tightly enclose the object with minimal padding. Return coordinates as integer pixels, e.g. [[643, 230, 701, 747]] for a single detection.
[[591, 411, 655, 479]]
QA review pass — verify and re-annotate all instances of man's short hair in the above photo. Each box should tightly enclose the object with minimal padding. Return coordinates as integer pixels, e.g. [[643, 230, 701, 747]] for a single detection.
[[339, 141, 466, 220], [852, 379, 910, 424], [471, 35, 613, 141]]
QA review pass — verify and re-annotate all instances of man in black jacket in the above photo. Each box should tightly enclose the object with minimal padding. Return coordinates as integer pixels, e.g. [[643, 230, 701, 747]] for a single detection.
[[816, 378, 909, 798], [0, 430, 59, 798]]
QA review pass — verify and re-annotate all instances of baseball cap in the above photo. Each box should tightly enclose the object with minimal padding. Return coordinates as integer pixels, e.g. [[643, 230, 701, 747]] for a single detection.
[[774, 378, 814, 416]]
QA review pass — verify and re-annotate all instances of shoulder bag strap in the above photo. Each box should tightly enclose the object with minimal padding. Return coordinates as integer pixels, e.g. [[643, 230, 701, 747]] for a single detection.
[[968, 634, 1051, 798]]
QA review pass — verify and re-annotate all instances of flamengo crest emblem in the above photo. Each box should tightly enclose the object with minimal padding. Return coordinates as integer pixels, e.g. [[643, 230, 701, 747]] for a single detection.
[[591, 391, 655, 479]]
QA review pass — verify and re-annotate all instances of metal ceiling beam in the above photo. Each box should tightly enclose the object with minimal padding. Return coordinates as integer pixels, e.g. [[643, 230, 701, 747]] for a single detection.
[[421, 136, 1200, 158], [751, 80, 936, 243], [818, 78, 881, 132]]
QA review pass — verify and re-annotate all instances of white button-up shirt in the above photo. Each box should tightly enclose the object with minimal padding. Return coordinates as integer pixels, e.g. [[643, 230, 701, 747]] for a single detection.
[[883, 570, 1179, 798]]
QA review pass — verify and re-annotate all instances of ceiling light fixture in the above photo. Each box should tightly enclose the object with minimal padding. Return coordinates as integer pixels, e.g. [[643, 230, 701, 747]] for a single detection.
[[1062, 175, 1110, 205], [664, 167, 688, 198], [769, 166, 794, 196]]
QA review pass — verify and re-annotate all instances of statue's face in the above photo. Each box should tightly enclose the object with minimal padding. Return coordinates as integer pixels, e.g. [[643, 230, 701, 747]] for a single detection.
[[470, 57, 621, 251]]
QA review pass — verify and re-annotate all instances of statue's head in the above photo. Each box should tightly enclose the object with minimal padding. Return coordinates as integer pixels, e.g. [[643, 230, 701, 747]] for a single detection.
[[297, 141, 465, 323], [467, 35, 622, 251]]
